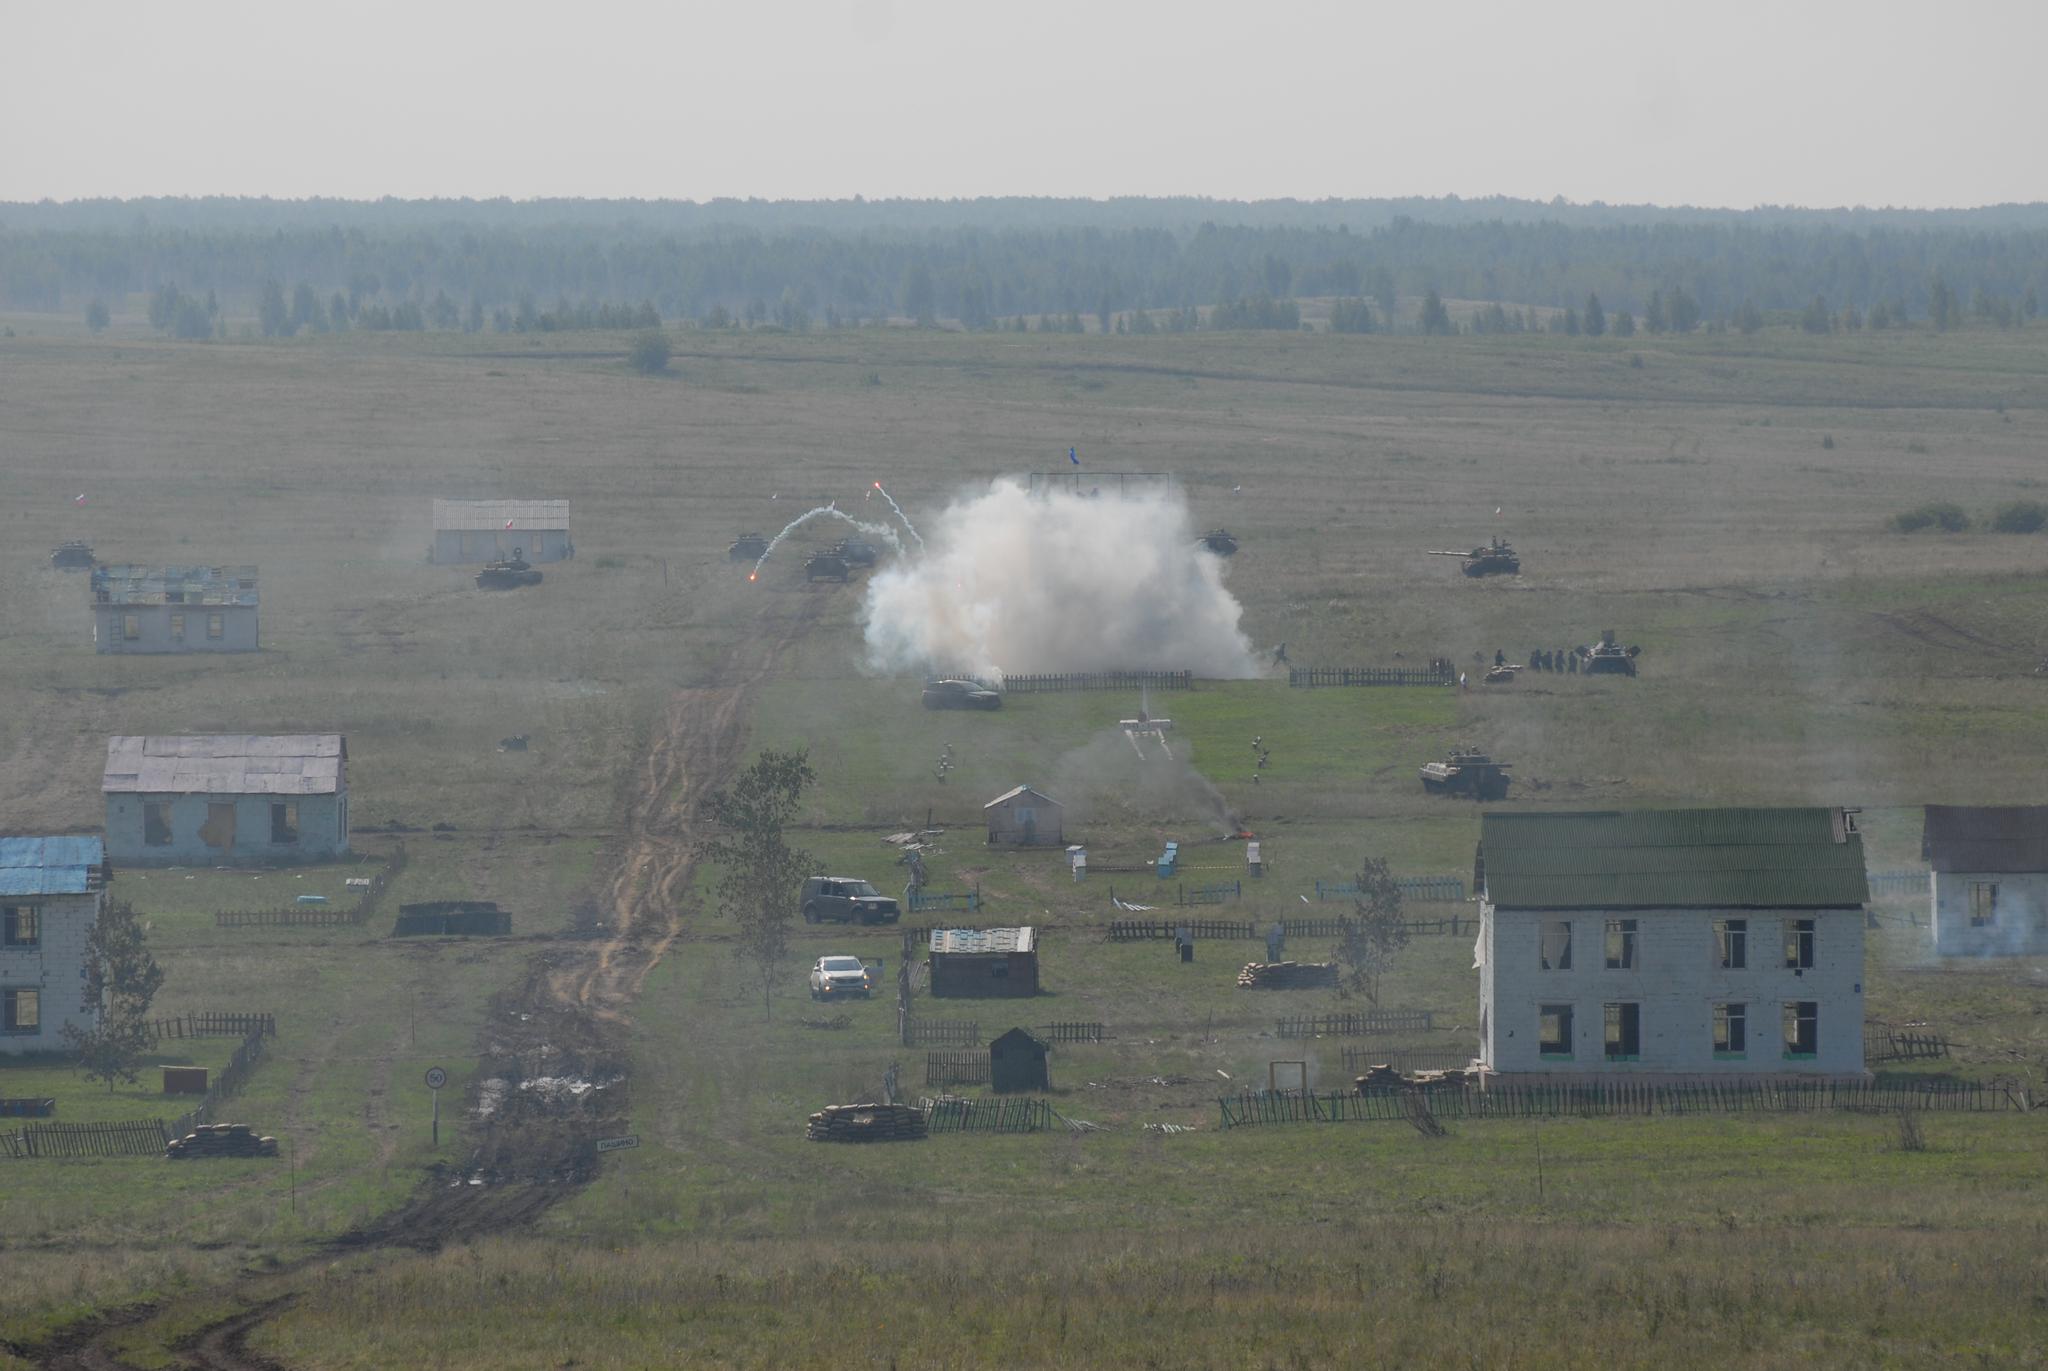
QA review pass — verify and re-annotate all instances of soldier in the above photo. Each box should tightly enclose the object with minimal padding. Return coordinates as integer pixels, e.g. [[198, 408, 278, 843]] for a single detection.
[[1494, 648, 1506, 667], [1566, 648, 1578, 674]]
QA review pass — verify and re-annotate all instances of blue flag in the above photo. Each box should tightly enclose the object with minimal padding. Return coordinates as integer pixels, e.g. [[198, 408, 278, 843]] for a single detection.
[[1069, 446, 1080, 465]]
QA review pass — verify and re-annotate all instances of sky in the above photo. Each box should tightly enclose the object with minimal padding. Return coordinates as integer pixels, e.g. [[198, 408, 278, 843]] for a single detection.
[[4, 0, 2043, 208]]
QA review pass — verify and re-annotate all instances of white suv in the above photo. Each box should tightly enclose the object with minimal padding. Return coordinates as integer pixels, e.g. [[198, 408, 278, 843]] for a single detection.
[[808, 955, 873, 999]]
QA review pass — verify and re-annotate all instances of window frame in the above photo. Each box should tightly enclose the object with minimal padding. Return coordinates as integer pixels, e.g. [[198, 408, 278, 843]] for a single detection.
[[1603, 1001, 1641, 1060], [1713, 1001, 1747, 1057], [1539, 919, 1572, 971], [1783, 918, 1815, 970], [1538, 1003, 1574, 1057], [2, 903, 40, 949], [169, 612, 186, 641], [1968, 882, 1998, 928], [206, 612, 225, 640], [143, 800, 174, 847], [122, 613, 141, 641], [1604, 918, 1637, 970], [2, 987, 39, 1033], [1782, 1000, 1819, 1059], [1713, 917, 1747, 969], [271, 800, 300, 845]]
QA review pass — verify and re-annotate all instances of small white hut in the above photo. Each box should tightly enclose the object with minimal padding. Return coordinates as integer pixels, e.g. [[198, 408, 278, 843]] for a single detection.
[[984, 785, 1063, 846]]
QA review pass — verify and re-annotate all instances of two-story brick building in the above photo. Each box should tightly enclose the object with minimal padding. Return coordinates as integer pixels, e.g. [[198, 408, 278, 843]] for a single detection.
[[1476, 808, 1868, 1079], [0, 836, 110, 1056]]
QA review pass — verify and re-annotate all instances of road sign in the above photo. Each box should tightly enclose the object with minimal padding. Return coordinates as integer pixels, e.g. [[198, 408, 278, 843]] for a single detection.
[[424, 1066, 448, 1090], [594, 1135, 640, 1153]]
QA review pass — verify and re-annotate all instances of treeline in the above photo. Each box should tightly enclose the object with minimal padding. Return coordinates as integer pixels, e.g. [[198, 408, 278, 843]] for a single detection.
[[8, 198, 2048, 334]]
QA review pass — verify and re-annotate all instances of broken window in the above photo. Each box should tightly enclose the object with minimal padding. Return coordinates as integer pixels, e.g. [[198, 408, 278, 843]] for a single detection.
[[271, 801, 299, 844], [1783, 918, 1815, 969], [1713, 918, 1747, 969], [207, 613, 224, 640], [1968, 882, 1998, 927], [200, 802, 237, 849], [144, 801, 173, 846], [1713, 1002, 1746, 1055], [1540, 920, 1572, 970], [2, 988, 38, 1033], [122, 614, 141, 641], [2, 905, 39, 949], [1603, 1002, 1640, 1059], [1783, 1000, 1818, 1057], [169, 613, 186, 641], [1604, 918, 1637, 969], [1539, 1003, 1573, 1056]]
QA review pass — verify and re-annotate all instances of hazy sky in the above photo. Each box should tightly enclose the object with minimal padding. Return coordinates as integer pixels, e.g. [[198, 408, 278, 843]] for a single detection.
[[5, 0, 2042, 207]]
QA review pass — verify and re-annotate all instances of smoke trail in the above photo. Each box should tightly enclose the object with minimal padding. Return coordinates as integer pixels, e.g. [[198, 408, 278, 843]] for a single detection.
[[748, 504, 904, 579], [870, 482, 925, 552], [861, 478, 1260, 678]]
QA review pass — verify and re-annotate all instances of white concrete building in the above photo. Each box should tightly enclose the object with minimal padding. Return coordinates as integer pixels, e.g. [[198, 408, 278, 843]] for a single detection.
[[91, 565, 259, 654], [103, 735, 349, 866], [1477, 808, 1868, 1079], [430, 500, 573, 564], [1922, 805, 2048, 956], [0, 836, 109, 1056]]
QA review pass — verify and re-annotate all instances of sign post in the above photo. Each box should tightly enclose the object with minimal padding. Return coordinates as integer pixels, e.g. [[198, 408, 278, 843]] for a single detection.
[[425, 1066, 448, 1148]]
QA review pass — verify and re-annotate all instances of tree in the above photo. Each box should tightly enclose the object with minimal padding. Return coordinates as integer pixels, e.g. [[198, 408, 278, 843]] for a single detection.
[[427, 289, 460, 330], [1644, 289, 1667, 334], [61, 901, 165, 1092], [700, 750, 816, 1017], [1583, 292, 1606, 336], [1666, 286, 1701, 333], [329, 291, 349, 331], [900, 261, 936, 327], [1928, 273, 1954, 331], [1336, 858, 1407, 1007], [1328, 297, 1376, 333], [1418, 288, 1453, 335], [1369, 266, 1397, 318], [628, 330, 671, 374], [1558, 306, 1581, 336], [1612, 310, 1635, 337], [85, 298, 110, 333], [257, 278, 292, 337], [1801, 296, 1832, 334], [1736, 299, 1764, 334]]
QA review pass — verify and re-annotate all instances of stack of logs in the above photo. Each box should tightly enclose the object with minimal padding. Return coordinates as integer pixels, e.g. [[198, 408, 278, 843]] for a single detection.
[[806, 1103, 929, 1143], [1355, 1065, 1480, 1096], [165, 1123, 279, 1159], [1236, 961, 1339, 990]]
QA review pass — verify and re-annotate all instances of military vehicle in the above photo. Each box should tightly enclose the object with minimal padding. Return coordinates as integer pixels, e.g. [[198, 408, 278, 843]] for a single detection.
[[1583, 629, 1640, 677], [804, 550, 850, 582], [49, 541, 96, 570], [1427, 537, 1520, 577], [922, 678, 1002, 710], [728, 533, 769, 562], [826, 537, 879, 567], [1419, 749, 1513, 801], [475, 552, 543, 590], [1197, 528, 1239, 556]]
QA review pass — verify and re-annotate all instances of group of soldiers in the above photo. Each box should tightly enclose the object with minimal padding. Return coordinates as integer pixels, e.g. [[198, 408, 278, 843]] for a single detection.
[[1527, 646, 1584, 673]]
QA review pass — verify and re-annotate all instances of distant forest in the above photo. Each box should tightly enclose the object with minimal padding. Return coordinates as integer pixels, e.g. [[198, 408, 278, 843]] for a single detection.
[[4, 195, 2044, 336]]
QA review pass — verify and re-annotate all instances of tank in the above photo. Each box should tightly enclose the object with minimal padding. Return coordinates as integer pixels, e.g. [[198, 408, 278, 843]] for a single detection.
[[1583, 629, 1639, 677], [804, 550, 849, 582], [50, 540, 96, 570], [1426, 537, 1520, 577], [826, 537, 878, 567], [728, 534, 769, 562], [1418, 749, 1512, 801], [1197, 528, 1239, 556], [475, 552, 543, 590]]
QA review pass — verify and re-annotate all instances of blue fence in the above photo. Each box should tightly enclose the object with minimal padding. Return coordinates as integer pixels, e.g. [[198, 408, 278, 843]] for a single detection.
[[1315, 876, 1467, 904]]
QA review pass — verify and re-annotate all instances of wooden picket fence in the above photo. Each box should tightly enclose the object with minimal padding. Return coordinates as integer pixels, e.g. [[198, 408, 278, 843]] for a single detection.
[[1108, 918, 1253, 942], [1283, 913, 1472, 938], [1278, 1010, 1438, 1038], [1038, 1022, 1106, 1044], [215, 845, 407, 928], [926, 1050, 991, 1088], [168, 1025, 270, 1140], [148, 1010, 276, 1043], [1001, 671, 1191, 694], [1864, 1026, 1951, 1063], [1314, 876, 1468, 904], [1217, 1078, 2025, 1129], [3, 1119, 169, 1159], [920, 1096, 1058, 1133], [1289, 665, 1455, 688], [903, 1018, 981, 1047]]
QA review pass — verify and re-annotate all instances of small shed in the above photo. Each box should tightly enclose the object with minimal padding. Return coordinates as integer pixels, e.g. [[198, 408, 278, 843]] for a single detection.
[[929, 926, 1039, 998], [984, 785, 1063, 846], [431, 499, 573, 564], [990, 1027, 1050, 1093]]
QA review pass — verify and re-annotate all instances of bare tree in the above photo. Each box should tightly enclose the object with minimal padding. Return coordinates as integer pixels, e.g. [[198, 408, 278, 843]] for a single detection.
[[1337, 857, 1407, 1006], [699, 749, 816, 1018]]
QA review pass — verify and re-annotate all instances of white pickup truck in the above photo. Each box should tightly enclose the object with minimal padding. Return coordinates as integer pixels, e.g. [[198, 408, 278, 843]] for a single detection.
[[808, 955, 873, 1000]]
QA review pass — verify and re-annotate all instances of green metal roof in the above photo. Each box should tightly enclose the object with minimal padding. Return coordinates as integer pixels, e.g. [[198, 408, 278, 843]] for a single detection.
[[1481, 809, 1868, 909]]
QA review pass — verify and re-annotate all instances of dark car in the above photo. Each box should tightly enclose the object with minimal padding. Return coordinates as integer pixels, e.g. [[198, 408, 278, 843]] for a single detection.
[[800, 877, 901, 925], [921, 678, 1001, 710]]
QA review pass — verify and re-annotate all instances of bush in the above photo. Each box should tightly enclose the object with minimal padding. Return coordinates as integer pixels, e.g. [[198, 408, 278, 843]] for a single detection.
[[628, 330, 671, 375], [1990, 500, 2048, 533], [1891, 502, 1970, 533]]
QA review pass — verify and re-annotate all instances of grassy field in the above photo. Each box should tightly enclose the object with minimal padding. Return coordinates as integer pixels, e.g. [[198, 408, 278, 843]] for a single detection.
[[3, 317, 2048, 1364]]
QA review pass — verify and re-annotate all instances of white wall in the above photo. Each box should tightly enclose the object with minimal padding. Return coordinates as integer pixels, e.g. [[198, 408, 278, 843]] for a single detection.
[[0, 889, 102, 1056], [1480, 903, 1865, 1076], [1932, 871, 2048, 956]]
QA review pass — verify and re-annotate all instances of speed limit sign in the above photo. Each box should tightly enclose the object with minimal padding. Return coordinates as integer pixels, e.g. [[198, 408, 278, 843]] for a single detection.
[[424, 1066, 448, 1090]]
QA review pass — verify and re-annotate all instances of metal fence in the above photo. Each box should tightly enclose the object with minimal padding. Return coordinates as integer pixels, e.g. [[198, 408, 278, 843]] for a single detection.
[[3, 1119, 168, 1159], [925, 1051, 991, 1088], [1278, 1010, 1439, 1038], [1001, 671, 1192, 694], [920, 1096, 1058, 1133], [1289, 665, 1456, 688]]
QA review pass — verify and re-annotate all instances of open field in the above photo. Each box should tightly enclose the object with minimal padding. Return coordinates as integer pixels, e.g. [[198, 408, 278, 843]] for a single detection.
[[3, 319, 2048, 1365]]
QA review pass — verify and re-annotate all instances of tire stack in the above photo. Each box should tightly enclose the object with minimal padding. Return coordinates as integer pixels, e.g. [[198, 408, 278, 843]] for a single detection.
[[165, 1123, 280, 1159], [1236, 961, 1340, 990], [805, 1103, 928, 1143]]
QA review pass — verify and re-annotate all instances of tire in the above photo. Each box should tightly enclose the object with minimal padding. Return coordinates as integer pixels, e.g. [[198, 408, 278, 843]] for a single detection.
[[803, 904, 821, 924]]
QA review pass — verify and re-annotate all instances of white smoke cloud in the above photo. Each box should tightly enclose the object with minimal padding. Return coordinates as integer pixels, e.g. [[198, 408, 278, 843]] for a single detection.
[[860, 479, 1261, 679]]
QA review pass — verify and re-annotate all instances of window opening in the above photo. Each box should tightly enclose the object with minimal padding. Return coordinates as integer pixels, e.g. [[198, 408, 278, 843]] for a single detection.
[[1603, 1002, 1640, 1059], [144, 801, 173, 846], [1604, 918, 1637, 970], [1540, 920, 1572, 970], [1714, 918, 1747, 969], [1539, 1004, 1573, 1056], [1783, 1001, 1818, 1057], [1784, 918, 1815, 970], [1968, 882, 1998, 928], [271, 801, 299, 844], [1713, 1002, 1746, 1054], [2, 905, 39, 949], [2, 988, 38, 1033]]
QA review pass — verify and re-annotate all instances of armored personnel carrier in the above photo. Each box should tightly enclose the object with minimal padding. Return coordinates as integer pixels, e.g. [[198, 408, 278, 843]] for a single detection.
[[1419, 749, 1512, 801], [804, 550, 850, 582], [728, 533, 769, 562], [1197, 528, 1240, 556], [50, 540, 96, 570], [475, 552, 543, 590], [825, 537, 878, 567], [1427, 537, 1520, 577], [1583, 629, 1639, 677]]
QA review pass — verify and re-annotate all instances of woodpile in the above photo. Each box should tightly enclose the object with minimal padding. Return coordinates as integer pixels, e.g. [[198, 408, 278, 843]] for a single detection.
[[165, 1123, 279, 1160], [1355, 1065, 1481, 1096], [806, 1103, 928, 1143], [1236, 961, 1339, 990]]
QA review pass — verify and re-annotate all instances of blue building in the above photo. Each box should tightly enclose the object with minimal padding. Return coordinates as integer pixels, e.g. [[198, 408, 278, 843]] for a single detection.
[[102, 735, 349, 866], [1, 836, 110, 1056]]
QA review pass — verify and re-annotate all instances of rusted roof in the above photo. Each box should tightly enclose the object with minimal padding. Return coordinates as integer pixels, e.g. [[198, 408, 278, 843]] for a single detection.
[[91, 565, 258, 607], [930, 927, 1035, 955], [1481, 808, 1868, 909], [102, 735, 345, 796], [433, 499, 570, 531], [0, 836, 105, 896], [1922, 805, 2048, 872], [984, 785, 1059, 810]]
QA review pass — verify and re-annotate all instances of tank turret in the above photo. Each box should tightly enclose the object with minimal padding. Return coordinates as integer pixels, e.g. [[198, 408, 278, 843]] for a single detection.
[[1426, 536, 1520, 577], [475, 551, 543, 590]]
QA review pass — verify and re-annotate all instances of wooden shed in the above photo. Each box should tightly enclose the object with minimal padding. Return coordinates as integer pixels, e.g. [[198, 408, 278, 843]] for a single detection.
[[984, 785, 1063, 846], [929, 927, 1040, 998], [990, 1027, 1050, 1093]]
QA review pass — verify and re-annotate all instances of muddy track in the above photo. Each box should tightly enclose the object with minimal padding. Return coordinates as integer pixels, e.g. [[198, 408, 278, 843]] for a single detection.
[[35, 599, 821, 1371]]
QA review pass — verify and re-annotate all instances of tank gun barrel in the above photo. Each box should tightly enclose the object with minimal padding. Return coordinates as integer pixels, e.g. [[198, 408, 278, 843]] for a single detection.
[[1425, 549, 1470, 556]]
